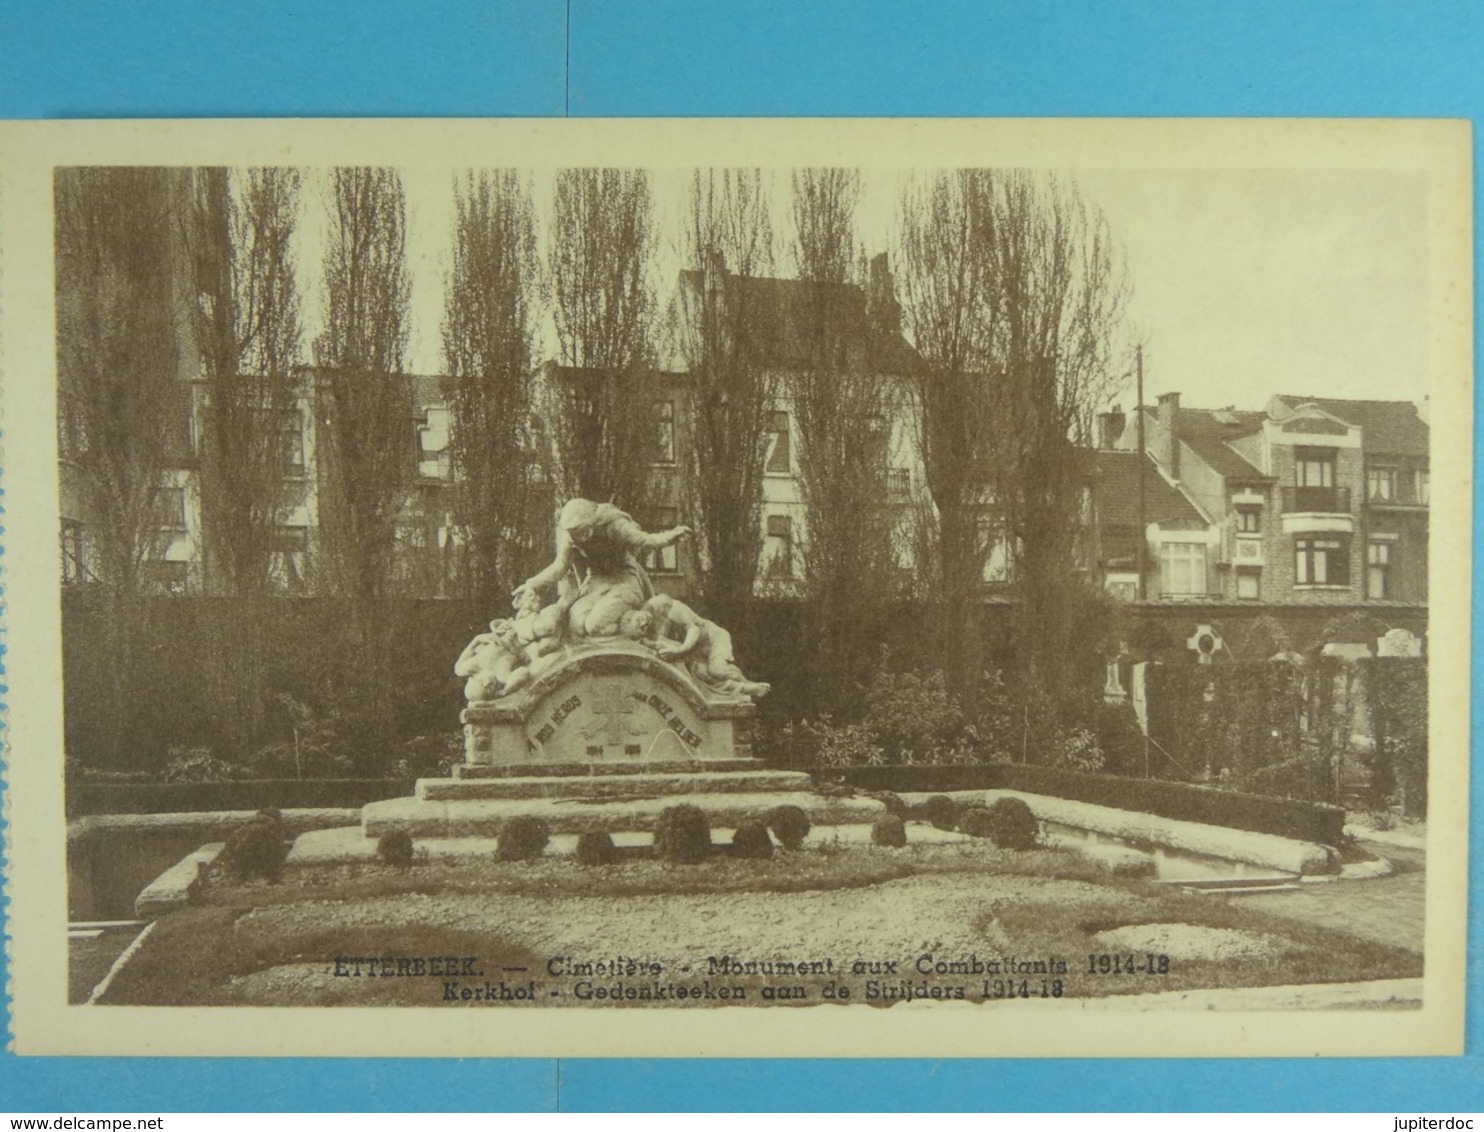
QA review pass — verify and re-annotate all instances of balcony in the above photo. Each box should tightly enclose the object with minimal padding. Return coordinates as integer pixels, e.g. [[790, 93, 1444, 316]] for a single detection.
[[1281, 485, 1351, 513], [1280, 485, 1354, 535]]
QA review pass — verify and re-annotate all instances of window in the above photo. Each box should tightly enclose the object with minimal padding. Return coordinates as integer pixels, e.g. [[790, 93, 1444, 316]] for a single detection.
[[641, 507, 680, 574], [1158, 541, 1206, 595], [764, 411, 791, 474], [278, 409, 306, 473], [60, 520, 91, 585], [156, 487, 188, 532], [1235, 506, 1261, 534], [1295, 447, 1335, 487], [653, 400, 676, 465], [886, 467, 912, 498], [1236, 569, 1260, 600], [270, 526, 310, 594], [164, 384, 199, 461], [1417, 469, 1429, 505], [863, 414, 890, 469], [764, 514, 794, 577], [1367, 466, 1397, 501], [1295, 536, 1349, 586], [976, 515, 1015, 583], [1367, 540, 1392, 599]]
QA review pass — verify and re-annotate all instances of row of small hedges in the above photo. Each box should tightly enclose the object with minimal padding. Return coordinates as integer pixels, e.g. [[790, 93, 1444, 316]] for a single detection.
[[819, 763, 1346, 847], [66, 779, 414, 817]]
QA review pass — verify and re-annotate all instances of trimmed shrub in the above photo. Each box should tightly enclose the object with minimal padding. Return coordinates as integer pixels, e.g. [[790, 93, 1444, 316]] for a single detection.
[[872, 790, 909, 818], [871, 813, 908, 848], [987, 797, 1039, 851], [957, 805, 995, 838], [653, 804, 712, 864], [376, 830, 415, 866], [575, 831, 617, 866], [919, 794, 960, 832], [767, 804, 812, 851], [496, 815, 550, 862], [730, 820, 775, 860], [218, 819, 289, 882]]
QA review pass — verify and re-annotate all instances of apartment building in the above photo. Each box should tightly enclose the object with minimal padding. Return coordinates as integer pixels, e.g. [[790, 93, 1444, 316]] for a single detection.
[[1101, 391, 1429, 611]]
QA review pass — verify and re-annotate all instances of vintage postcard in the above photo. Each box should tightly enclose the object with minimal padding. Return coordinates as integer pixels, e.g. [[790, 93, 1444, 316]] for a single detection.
[[1, 118, 1470, 1057]]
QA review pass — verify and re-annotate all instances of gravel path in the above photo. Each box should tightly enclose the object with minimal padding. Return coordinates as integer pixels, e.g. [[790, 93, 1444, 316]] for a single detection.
[[235, 871, 1116, 973], [1236, 846, 1425, 954]]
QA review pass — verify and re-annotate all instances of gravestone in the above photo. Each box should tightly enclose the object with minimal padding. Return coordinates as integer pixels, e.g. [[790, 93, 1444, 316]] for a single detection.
[[1377, 627, 1423, 658]]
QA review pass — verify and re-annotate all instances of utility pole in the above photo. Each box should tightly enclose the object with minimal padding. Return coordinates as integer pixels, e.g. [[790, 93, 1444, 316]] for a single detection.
[[1135, 344, 1146, 602], [1136, 344, 1151, 779]]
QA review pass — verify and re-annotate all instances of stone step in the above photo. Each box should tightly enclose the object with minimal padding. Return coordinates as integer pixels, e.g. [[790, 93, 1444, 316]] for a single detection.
[[362, 790, 886, 839], [417, 769, 811, 802], [453, 757, 764, 780], [1178, 882, 1302, 895], [1169, 874, 1298, 892]]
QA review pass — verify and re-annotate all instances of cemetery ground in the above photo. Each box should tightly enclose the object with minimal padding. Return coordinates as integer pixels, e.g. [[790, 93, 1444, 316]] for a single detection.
[[88, 832, 1425, 1009]]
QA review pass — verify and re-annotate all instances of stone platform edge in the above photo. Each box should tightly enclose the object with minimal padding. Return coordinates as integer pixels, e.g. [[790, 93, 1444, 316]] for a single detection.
[[901, 790, 1331, 875]]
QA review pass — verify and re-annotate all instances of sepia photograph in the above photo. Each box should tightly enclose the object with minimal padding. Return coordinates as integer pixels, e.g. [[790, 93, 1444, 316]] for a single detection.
[[2, 117, 1470, 1058]]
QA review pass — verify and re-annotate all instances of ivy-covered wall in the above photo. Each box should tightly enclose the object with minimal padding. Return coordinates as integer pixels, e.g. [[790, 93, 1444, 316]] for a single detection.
[[1144, 655, 1427, 814]]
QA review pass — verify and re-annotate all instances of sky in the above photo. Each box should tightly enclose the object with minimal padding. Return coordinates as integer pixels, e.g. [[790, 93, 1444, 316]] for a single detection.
[[294, 165, 1431, 414]]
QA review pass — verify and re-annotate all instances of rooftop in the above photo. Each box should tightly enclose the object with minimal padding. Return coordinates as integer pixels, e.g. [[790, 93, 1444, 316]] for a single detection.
[[1094, 449, 1208, 529], [1173, 407, 1270, 481], [676, 269, 923, 375], [1272, 395, 1430, 457]]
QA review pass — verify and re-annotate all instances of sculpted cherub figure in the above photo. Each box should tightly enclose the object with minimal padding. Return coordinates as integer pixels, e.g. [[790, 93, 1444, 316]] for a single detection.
[[510, 584, 576, 661], [640, 593, 770, 700], [453, 621, 530, 702], [454, 587, 579, 702]]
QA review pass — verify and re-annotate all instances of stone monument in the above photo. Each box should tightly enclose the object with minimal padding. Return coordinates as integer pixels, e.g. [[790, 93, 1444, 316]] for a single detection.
[[456, 498, 769, 769], [355, 500, 882, 842]]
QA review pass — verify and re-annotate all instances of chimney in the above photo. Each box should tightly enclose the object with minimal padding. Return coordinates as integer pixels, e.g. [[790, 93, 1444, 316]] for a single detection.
[[868, 252, 901, 335], [1099, 405, 1126, 450], [1156, 391, 1181, 481], [703, 247, 727, 296]]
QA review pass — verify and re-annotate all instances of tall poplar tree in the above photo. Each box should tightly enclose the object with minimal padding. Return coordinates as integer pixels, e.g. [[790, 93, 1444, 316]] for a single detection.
[[442, 169, 546, 605], [674, 168, 777, 628], [788, 168, 900, 716], [546, 167, 660, 511]]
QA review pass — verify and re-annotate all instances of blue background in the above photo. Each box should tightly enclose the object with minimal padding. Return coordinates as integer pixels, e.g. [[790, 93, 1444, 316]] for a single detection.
[[1, 0, 1479, 1112]]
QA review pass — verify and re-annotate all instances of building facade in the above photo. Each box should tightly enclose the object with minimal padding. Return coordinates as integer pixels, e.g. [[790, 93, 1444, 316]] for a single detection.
[[1092, 390, 1429, 658]]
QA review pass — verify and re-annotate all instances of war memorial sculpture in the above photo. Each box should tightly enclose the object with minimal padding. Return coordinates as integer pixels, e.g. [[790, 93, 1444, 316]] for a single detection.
[[359, 498, 875, 840], [457, 497, 769, 767]]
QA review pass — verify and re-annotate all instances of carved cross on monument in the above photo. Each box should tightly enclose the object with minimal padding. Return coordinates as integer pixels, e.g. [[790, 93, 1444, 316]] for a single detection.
[[581, 682, 647, 752]]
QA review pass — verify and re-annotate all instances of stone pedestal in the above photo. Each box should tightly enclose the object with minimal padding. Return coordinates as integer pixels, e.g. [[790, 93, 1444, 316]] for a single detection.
[[460, 641, 756, 768]]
